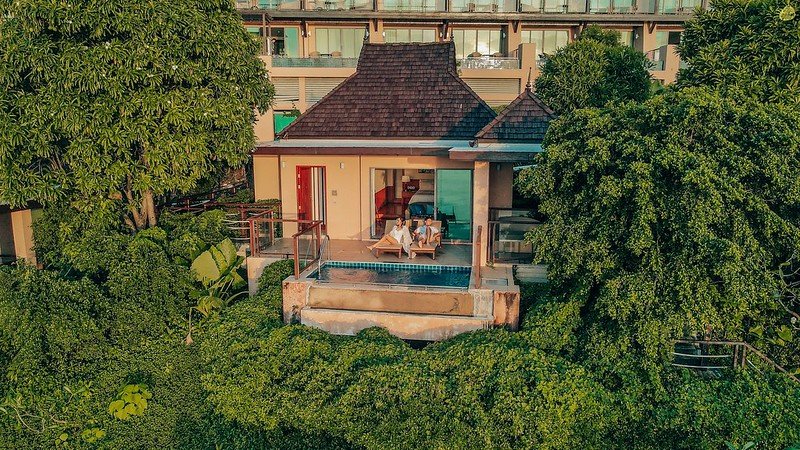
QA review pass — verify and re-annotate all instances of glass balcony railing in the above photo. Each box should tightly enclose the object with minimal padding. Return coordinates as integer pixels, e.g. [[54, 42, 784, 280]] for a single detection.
[[237, 0, 302, 9], [272, 56, 360, 67], [588, 0, 636, 13], [459, 56, 520, 69], [380, 0, 445, 11], [659, 0, 701, 13], [450, 0, 516, 12], [305, 0, 373, 9], [235, 0, 705, 12], [519, 0, 586, 12]]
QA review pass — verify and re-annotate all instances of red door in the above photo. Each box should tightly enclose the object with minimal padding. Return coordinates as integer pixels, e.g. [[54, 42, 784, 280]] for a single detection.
[[296, 166, 312, 230]]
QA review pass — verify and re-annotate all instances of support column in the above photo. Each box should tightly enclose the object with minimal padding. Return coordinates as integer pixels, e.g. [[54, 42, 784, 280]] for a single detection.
[[11, 209, 36, 265], [472, 161, 490, 266]]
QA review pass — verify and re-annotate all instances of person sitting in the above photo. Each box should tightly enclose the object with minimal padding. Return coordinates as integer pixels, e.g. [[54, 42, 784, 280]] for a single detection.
[[414, 217, 441, 249], [367, 217, 412, 256]]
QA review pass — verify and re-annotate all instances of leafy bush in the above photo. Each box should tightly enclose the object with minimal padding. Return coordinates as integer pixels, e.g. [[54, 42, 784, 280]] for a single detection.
[[257, 259, 294, 293], [535, 25, 651, 113], [201, 293, 621, 450]]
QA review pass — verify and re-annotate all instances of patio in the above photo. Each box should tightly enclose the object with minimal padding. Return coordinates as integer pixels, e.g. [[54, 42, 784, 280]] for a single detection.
[[255, 236, 473, 267]]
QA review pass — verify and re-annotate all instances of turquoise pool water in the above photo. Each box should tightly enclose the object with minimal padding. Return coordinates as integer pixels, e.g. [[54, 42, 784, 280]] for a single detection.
[[310, 261, 471, 288]]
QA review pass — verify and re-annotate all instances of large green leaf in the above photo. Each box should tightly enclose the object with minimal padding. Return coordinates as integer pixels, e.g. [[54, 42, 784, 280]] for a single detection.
[[217, 238, 239, 266], [191, 250, 220, 284]]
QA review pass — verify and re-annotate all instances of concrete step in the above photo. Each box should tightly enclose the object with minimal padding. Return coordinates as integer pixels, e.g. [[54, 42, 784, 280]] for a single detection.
[[301, 308, 491, 341]]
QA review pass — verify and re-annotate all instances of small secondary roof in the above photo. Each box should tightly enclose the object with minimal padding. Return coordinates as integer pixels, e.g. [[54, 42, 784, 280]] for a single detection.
[[475, 83, 557, 143]]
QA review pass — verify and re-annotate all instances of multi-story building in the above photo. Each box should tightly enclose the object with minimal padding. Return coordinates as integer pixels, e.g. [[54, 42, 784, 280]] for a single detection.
[[237, 0, 699, 140]]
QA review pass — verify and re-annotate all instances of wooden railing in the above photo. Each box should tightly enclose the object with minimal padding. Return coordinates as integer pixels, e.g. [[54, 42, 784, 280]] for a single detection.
[[672, 339, 799, 384], [472, 225, 482, 288]]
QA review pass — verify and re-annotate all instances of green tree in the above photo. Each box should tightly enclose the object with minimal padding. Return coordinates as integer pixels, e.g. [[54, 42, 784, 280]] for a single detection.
[[534, 25, 651, 114], [517, 88, 800, 371], [678, 0, 800, 103], [0, 0, 273, 230]]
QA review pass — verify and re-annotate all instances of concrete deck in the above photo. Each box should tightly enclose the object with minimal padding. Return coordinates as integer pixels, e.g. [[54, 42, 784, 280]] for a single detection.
[[258, 237, 473, 266]]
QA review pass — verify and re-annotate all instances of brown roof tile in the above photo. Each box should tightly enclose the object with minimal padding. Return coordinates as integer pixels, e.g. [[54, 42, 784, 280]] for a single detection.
[[475, 87, 557, 143], [277, 42, 496, 140]]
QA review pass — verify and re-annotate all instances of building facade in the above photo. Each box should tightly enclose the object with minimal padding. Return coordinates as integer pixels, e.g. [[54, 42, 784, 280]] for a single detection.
[[237, 0, 697, 140]]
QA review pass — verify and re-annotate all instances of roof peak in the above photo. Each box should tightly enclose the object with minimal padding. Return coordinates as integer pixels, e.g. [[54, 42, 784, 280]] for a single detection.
[[475, 89, 556, 143]]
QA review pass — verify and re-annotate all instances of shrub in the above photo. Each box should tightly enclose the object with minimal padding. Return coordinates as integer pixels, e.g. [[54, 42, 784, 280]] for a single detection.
[[257, 259, 294, 293]]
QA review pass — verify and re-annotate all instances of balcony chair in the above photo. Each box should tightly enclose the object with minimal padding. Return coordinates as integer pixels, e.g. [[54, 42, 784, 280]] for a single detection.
[[411, 219, 443, 260], [371, 219, 412, 258]]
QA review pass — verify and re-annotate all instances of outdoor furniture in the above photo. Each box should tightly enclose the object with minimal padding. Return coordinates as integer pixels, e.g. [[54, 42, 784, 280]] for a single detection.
[[372, 219, 410, 258], [411, 219, 442, 260]]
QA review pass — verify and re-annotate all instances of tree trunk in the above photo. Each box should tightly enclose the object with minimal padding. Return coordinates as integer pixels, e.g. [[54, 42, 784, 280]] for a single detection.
[[143, 189, 157, 228]]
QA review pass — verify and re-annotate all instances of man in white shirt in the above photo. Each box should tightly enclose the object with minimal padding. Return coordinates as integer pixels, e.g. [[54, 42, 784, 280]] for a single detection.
[[414, 217, 440, 248]]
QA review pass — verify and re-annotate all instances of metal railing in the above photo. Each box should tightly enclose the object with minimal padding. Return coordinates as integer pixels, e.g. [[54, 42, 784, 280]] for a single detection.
[[459, 56, 520, 70], [672, 339, 799, 384], [167, 201, 277, 246], [248, 213, 325, 278], [272, 56, 359, 68]]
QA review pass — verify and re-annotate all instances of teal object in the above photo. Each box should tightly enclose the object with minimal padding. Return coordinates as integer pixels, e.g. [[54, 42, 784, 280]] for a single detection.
[[436, 170, 473, 240]]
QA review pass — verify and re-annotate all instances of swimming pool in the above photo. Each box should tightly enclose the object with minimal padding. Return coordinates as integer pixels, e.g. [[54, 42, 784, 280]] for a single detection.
[[309, 261, 471, 289]]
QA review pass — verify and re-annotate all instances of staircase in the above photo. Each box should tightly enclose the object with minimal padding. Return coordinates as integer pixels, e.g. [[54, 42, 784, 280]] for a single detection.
[[671, 339, 798, 383]]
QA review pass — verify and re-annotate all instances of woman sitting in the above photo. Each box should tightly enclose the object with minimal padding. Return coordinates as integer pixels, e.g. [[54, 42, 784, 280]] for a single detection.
[[367, 217, 412, 257]]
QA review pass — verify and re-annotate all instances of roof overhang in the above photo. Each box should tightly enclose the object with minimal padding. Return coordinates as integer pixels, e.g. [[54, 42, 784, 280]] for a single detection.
[[253, 139, 469, 157], [449, 143, 543, 162]]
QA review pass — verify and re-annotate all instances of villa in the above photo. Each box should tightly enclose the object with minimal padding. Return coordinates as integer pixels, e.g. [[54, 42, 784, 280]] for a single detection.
[[248, 41, 554, 340]]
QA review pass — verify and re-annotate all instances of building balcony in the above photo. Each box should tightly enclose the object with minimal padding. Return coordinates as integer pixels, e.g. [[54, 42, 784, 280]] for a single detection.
[[272, 55, 360, 67], [450, 0, 516, 12], [237, 0, 706, 13], [379, 0, 446, 11], [459, 56, 521, 70], [236, 0, 302, 9]]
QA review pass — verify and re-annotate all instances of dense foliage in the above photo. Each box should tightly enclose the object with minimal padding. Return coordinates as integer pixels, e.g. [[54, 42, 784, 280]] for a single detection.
[[678, 0, 800, 103], [517, 88, 800, 373], [535, 25, 652, 114], [0, 0, 273, 229]]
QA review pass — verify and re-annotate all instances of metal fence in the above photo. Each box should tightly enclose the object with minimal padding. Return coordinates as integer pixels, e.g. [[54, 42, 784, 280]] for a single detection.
[[672, 339, 799, 383]]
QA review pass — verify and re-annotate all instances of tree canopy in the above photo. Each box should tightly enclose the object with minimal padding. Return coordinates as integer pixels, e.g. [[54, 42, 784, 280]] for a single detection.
[[517, 88, 800, 372], [0, 0, 273, 229], [678, 0, 800, 103], [534, 25, 652, 114]]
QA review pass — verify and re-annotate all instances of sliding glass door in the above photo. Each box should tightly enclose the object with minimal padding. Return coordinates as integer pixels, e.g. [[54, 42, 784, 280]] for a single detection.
[[435, 170, 472, 241]]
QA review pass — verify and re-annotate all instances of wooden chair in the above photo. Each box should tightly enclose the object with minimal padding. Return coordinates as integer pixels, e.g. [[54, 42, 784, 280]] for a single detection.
[[411, 220, 442, 260], [372, 220, 410, 258]]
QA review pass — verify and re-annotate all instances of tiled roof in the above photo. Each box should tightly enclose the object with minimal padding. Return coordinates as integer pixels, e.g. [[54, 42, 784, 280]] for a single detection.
[[475, 87, 557, 142], [277, 42, 496, 140]]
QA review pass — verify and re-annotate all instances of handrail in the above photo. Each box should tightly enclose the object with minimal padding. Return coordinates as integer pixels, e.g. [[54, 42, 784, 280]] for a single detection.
[[472, 225, 482, 288], [673, 339, 799, 383]]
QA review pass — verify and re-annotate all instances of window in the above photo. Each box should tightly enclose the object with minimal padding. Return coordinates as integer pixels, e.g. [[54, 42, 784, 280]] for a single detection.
[[651, 30, 681, 51], [452, 29, 504, 59], [521, 29, 569, 59], [269, 27, 300, 57], [274, 111, 298, 135], [384, 28, 437, 43], [619, 30, 634, 46], [315, 27, 366, 58]]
